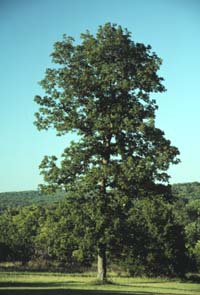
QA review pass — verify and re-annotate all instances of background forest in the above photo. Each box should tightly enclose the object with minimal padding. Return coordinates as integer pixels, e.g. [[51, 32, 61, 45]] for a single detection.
[[0, 182, 200, 277]]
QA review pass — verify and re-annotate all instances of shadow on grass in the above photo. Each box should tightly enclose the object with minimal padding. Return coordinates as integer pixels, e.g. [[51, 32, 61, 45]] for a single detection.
[[0, 288, 198, 295], [0, 281, 82, 287], [0, 290, 157, 295], [0, 281, 199, 295]]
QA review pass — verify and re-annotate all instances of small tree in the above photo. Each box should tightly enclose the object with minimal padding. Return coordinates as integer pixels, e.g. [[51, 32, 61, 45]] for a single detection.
[[34, 23, 179, 281], [124, 197, 187, 277]]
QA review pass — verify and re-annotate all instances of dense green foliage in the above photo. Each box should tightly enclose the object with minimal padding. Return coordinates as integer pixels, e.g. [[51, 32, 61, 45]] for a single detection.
[[0, 195, 195, 276], [120, 197, 187, 277], [0, 183, 200, 275]]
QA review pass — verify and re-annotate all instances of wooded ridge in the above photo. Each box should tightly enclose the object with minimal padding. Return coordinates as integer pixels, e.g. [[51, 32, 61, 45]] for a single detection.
[[0, 182, 199, 210]]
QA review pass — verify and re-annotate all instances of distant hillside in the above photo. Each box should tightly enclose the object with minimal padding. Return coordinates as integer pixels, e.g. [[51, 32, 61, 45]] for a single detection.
[[0, 182, 199, 211], [172, 182, 200, 201], [0, 190, 66, 211]]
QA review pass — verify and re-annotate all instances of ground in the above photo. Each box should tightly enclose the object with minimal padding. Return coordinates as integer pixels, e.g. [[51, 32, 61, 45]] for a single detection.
[[0, 272, 200, 295]]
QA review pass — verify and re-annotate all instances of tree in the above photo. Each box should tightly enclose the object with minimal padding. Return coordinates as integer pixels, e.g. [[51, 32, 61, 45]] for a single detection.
[[34, 23, 179, 281], [184, 199, 200, 271], [123, 197, 187, 277], [0, 206, 42, 263], [34, 203, 94, 268]]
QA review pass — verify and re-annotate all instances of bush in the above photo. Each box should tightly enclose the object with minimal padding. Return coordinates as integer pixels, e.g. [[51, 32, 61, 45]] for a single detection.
[[194, 241, 200, 271]]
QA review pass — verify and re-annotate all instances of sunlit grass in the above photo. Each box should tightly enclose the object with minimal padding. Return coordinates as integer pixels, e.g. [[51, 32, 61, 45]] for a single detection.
[[0, 271, 199, 294]]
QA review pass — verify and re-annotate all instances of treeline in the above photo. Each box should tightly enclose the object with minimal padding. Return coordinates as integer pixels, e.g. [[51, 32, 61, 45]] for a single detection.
[[0, 190, 65, 212], [0, 190, 200, 276], [172, 182, 200, 201], [0, 182, 199, 212]]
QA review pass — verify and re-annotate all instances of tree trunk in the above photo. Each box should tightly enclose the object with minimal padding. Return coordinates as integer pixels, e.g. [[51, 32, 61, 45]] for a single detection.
[[97, 245, 107, 282], [97, 137, 110, 283]]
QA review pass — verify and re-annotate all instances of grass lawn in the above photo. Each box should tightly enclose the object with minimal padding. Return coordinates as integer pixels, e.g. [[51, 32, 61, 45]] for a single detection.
[[0, 271, 199, 295]]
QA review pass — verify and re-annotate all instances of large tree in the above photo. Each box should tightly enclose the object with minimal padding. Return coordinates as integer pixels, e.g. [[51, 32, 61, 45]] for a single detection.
[[34, 23, 179, 281]]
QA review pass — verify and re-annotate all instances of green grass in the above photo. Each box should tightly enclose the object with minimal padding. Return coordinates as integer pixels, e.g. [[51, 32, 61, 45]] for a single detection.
[[0, 271, 199, 295]]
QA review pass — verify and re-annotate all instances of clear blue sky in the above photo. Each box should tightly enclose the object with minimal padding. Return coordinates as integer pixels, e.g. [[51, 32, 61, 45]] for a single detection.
[[0, 0, 200, 192]]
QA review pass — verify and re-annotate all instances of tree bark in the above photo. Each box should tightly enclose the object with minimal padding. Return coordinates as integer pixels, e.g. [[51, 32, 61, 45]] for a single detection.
[[97, 136, 111, 283], [97, 245, 107, 282]]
